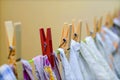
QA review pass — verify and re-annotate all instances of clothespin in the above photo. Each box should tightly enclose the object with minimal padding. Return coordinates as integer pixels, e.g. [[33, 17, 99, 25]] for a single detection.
[[98, 16, 103, 32], [71, 20, 75, 39], [59, 23, 69, 48], [59, 23, 72, 59], [105, 12, 113, 28], [39, 28, 54, 67], [73, 20, 82, 42], [67, 24, 72, 51], [5, 21, 23, 79]]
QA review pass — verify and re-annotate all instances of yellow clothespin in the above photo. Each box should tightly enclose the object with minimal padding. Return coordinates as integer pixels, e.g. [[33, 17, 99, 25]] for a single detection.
[[98, 16, 103, 32], [59, 23, 72, 59], [73, 20, 82, 42], [105, 12, 113, 28], [59, 23, 69, 49]]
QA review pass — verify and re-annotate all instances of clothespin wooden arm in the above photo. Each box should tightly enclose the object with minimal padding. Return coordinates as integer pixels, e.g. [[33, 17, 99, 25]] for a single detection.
[[86, 22, 90, 36], [67, 24, 72, 50], [4, 21, 15, 60], [59, 23, 68, 48], [14, 22, 24, 80], [79, 21, 82, 42], [14, 22, 22, 62]]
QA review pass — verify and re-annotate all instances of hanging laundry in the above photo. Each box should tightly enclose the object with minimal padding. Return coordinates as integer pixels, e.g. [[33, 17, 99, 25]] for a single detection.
[[71, 39, 95, 80], [21, 59, 34, 80], [85, 36, 119, 80], [58, 48, 76, 80], [0, 64, 17, 80], [110, 17, 120, 79], [69, 39, 84, 80], [80, 40, 118, 80], [33, 55, 56, 80], [52, 52, 62, 80]]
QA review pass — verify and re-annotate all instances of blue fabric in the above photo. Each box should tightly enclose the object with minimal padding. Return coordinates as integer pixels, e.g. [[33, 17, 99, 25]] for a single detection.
[[0, 64, 17, 80]]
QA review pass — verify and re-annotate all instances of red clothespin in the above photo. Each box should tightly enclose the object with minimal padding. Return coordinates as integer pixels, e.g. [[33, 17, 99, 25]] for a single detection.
[[39, 28, 54, 67]]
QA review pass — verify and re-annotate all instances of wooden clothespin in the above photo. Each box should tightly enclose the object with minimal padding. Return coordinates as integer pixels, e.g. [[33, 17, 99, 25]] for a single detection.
[[66, 24, 72, 59], [67, 24, 72, 51], [105, 12, 113, 28], [5, 21, 23, 79], [39, 28, 54, 68], [59, 23, 72, 59], [59, 23, 69, 48], [73, 20, 82, 42]]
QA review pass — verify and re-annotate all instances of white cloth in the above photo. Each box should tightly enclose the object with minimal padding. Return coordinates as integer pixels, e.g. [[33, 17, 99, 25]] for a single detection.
[[71, 40, 95, 80], [96, 32, 114, 66], [80, 39, 117, 80], [58, 48, 76, 80], [85, 36, 119, 80], [69, 40, 84, 80], [102, 26, 120, 43], [113, 18, 120, 27]]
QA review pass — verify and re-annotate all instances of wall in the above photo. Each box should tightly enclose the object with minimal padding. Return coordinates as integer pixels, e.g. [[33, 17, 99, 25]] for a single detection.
[[0, 0, 120, 65]]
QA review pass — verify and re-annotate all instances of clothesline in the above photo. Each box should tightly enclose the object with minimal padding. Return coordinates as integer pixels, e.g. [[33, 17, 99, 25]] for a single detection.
[[0, 10, 120, 80]]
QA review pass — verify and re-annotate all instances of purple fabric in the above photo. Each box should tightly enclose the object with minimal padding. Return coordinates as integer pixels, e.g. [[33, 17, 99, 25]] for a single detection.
[[21, 60, 34, 80], [23, 69, 31, 80], [52, 53, 62, 80]]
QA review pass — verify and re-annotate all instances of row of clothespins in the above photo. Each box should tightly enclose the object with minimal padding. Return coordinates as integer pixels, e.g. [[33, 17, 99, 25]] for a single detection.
[[4, 9, 119, 79]]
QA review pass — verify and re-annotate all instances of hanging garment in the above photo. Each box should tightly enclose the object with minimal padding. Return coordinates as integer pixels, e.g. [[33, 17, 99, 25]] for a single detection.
[[80, 41, 116, 80], [33, 55, 56, 80], [44, 66, 57, 80], [102, 26, 119, 43], [58, 48, 76, 80], [52, 52, 62, 80], [21, 59, 34, 80], [95, 33, 107, 58], [71, 39, 95, 80], [43, 55, 57, 80], [69, 39, 84, 80], [0, 64, 17, 80], [85, 36, 119, 80], [101, 26, 120, 79], [96, 33, 112, 65], [111, 22, 120, 79]]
